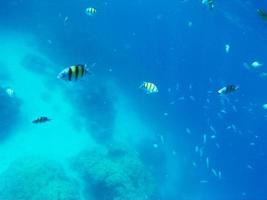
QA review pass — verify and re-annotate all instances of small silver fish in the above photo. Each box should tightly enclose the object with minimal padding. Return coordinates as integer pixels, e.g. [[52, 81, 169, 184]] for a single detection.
[[218, 171, 222, 180], [251, 61, 263, 68], [5, 87, 14, 97], [209, 125, 216, 134], [211, 168, 217, 177], [206, 157, 210, 169], [186, 128, 191, 134], [203, 134, 207, 144], [200, 180, 208, 184], [225, 44, 230, 53], [263, 104, 267, 110], [195, 145, 199, 153]]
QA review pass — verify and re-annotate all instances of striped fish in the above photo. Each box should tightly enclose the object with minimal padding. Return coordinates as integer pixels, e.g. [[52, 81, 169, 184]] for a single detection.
[[85, 7, 97, 16], [140, 82, 159, 94], [32, 116, 51, 124], [218, 85, 239, 95], [57, 64, 89, 81]]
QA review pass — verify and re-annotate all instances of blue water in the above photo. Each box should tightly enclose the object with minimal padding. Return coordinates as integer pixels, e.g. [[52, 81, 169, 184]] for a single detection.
[[0, 0, 267, 199]]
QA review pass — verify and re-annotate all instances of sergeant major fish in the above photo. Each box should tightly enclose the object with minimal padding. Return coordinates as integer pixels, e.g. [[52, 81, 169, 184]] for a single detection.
[[32, 116, 51, 124], [57, 64, 90, 81], [218, 85, 239, 95], [85, 7, 97, 16], [139, 82, 159, 94]]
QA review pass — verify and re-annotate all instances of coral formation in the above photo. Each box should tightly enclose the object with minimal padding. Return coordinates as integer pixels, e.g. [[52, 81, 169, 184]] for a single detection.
[[0, 145, 155, 200], [71, 145, 155, 200], [0, 157, 81, 200]]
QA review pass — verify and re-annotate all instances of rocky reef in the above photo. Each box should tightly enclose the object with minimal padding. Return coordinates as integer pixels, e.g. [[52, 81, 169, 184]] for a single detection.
[[0, 145, 155, 200], [71, 145, 155, 200], [0, 157, 81, 200]]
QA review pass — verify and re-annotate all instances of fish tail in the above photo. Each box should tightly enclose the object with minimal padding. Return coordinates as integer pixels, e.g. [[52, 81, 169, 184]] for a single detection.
[[139, 82, 145, 89]]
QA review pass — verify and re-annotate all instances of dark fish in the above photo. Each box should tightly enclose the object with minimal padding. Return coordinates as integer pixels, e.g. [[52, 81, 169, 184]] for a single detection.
[[257, 9, 267, 20], [218, 85, 239, 95], [32, 116, 51, 124]]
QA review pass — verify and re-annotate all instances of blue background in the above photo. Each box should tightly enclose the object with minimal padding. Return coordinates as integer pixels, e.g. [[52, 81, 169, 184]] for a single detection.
[[0, 0, 267, 199]]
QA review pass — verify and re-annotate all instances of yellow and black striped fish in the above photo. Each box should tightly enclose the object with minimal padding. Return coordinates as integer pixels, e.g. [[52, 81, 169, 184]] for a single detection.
[[85, 7, 97, 16], [140, 82, 159, 94], [57, 64, 90, 81], [32, 116, 51, 124]]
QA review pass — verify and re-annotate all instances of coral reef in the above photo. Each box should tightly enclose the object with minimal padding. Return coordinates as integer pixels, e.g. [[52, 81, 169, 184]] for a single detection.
[[0, 157, 81, 200], [0, 145, 156, 200], [71, 145, 155, 200]]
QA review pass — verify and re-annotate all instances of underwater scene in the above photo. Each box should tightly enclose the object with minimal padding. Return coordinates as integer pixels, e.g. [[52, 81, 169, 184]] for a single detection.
[[0, 0, 267, 199]]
